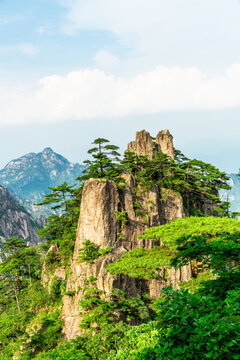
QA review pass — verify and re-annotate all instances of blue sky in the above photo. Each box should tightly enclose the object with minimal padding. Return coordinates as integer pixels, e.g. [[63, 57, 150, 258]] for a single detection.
[[1, 0, 240, 172]]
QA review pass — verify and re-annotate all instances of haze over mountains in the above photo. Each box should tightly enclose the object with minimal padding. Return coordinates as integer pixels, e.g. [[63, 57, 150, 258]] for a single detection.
[[0, 147, 84, 219]]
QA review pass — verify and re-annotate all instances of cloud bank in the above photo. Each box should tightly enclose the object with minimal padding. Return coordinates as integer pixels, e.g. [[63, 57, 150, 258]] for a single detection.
[[1, 64, 240, 125], [60, 0, 240, 73]]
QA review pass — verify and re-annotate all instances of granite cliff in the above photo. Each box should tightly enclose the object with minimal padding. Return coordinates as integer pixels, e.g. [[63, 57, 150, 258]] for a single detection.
[[57, 130, 191, 339]]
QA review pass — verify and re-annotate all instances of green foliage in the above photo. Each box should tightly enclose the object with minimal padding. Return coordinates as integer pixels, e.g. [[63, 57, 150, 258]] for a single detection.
[[179, 270, 216, 292], [0, 282, 50, 359], [0, 237, 42, 312], [142, 216, 240, 249], [79, 277, 151, 333], [37, 135, 231, 267], [26, 309, 63, 356], [108, 217, 240, 360], [1, 135, 237, 359], [123, 149, 230, 217], [37, 182, 81, 262], [109, 217, 240, 279], [108, 247, 173, 279], [107, 322, 160, 360], [78, 240, 112, 264], [152, 287, 240, 360], [114, 211, 128, 240], [0, 238, 64, 359], [171, 232, 240, 273], [114, 210, 128, 224], [78, 138, 123, 183], [33, 339, 90, 360], [174, 150, 231, 216]]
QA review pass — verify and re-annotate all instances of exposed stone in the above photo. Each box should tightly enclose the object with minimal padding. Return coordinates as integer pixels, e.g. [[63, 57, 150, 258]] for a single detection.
[[148, 264, 192, 298], [127, 130, 153, 159], [156, 129, 175, 159], [74, 178, 120, 255], [160, 188, 185, 224], [62, 130, 190, 339], [62, 247, 127, 339], [127, 129, 175, 160], [62, 178, 187, 339]]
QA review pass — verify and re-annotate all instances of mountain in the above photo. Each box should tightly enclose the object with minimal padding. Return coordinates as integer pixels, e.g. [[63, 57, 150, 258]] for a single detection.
[[220, 173, 240, 213], [0, 185, 40, 243], [0, 148, 85, 219]]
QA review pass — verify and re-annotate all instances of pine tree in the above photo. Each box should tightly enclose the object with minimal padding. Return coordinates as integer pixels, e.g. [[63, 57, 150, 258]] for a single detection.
[[79, 138, 122, 182]]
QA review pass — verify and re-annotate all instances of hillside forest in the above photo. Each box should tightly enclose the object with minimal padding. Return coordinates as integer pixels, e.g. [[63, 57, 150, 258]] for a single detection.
[[0, 133, 239, 360]]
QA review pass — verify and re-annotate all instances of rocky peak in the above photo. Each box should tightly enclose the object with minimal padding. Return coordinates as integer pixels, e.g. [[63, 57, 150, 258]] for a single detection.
[[156, 129, 175, 159], [42, 147, 54, 154], [126, 129, 174, 159], [61, 128, 188, 338], [0, 149, 85, 219], [127, 130, 154, 159]]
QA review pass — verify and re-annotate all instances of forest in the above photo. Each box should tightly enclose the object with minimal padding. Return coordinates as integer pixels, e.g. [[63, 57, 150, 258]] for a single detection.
[[0, 137, 239, 360]]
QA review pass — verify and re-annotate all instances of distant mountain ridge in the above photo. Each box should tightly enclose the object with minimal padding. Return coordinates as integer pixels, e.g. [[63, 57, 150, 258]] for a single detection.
[[0, 148, 84, 218]]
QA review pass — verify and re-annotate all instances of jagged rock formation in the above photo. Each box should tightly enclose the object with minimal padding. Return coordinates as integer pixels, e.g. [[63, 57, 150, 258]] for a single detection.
[[61, 130, 191, 339], [127, 129, 175, 159], [0, 147, 84, 219], [0, 186, 40, 243], [127, 130, 154, 159], [156, 129, 175, 159]]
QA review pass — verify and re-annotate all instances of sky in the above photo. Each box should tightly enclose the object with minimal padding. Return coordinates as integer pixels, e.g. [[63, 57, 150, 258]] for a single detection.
[[1, 0, 240, 173]]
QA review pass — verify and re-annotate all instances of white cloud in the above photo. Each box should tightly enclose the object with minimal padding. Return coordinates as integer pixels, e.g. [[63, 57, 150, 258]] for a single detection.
[[1, 64, 240, 125], [59, 0, 240, 73]]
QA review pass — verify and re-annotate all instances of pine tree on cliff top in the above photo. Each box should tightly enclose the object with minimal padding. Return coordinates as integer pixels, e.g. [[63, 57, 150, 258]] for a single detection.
[[79, 138, 122, 182]]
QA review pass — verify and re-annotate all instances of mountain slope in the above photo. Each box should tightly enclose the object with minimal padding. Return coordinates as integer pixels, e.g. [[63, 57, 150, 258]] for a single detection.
[[0, 148, 84, 218], [0, 186, 40, 243]]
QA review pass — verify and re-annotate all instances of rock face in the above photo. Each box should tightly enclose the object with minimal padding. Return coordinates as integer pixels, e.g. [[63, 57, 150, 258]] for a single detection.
[[61, 130, 190, 339], [0, 186, 40, 243], [156, 129, 175, 159], [75, 179, 120, 252], [127, 129, 175, 160], [127, 130, 154, 159]]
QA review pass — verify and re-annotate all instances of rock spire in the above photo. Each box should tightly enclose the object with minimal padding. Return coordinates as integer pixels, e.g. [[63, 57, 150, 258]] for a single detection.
[[126, 129, 175, 159]]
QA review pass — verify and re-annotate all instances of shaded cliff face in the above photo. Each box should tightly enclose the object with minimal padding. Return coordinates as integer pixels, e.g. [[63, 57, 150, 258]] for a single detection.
[[0, 186, 40, 243], [61, 130, 190, 339]]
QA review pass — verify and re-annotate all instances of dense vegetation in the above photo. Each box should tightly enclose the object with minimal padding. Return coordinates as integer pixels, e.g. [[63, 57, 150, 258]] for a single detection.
[[0, 136, 239, 359]]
